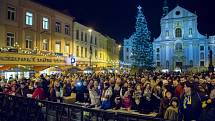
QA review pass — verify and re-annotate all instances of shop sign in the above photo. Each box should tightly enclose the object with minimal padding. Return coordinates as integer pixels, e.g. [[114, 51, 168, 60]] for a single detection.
[[0, 53, 70, 65]]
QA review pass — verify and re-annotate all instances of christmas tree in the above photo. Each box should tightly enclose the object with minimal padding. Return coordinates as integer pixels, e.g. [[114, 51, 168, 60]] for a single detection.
[[131, 5, 154, 70]]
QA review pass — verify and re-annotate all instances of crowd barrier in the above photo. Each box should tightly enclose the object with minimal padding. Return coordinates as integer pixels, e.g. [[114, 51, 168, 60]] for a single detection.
[[0, 93, 164, 121]]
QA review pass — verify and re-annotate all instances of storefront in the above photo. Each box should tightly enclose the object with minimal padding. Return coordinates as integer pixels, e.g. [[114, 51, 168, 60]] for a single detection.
[[0, 52, 72, 79]]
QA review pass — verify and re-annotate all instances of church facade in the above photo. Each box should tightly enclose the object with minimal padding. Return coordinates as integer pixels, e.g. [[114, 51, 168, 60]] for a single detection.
[[153, 6, 215, 70], [122, 4, 215, 71]]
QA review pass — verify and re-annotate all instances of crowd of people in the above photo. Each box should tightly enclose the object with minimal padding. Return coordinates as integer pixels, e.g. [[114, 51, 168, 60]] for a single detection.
[[1, 71, 215, 121]]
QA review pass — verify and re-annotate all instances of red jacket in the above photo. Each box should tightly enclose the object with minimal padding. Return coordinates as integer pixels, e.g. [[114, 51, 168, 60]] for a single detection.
[[32, 87, 46, 100]]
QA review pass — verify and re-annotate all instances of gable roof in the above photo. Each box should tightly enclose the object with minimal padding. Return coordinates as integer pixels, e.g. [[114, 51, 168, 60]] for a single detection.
[[162, 6, 197, 20]]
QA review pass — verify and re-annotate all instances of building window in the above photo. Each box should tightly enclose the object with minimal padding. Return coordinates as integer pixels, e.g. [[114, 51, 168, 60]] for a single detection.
[[200, 52, 204, 60], [55, 22, 61, 32], [65, 44, 69, 53], [76, 30, 79, 40], [200, 46, 204, 51], [189, 28, 192, 35], [175, 28, 182, 37], [157, 62, 160, 66], [81, 32, 84, 41], [81, 47, 83, 57], [85, 33, 87, 42], [65, 25, 70, 35], [175, 43, 182, 52], [76, 46, 79, 57], [166, 30, 169, 37], [126, 56, 129, 60], [85, 48, 87, 58], [156, 54, 160, 60], [6, 32, 15, 47], [42, 17, 49, 30], [95, 37, 97, 45], [208, 46, 211, 50], [25, 36, 32, 49], [55, 43, 61, 53], [42, 39, 48, 50], [25, 11, 33, 25], [156, 48, 160, 52], [200, 61, 204, 66], [190, 60, 193, 67], [8, 7, 16, 21]]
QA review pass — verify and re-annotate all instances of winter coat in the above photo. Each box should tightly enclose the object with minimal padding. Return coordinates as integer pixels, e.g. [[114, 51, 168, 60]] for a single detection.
[[179, 92, 202, 121], [32, 87, 45, 100], [164, 106, 178, 121], [199, 99, 215, 121]]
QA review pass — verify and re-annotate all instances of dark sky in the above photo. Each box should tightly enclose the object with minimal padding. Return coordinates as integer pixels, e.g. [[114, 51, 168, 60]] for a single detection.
[[35, 0, 215, 43]]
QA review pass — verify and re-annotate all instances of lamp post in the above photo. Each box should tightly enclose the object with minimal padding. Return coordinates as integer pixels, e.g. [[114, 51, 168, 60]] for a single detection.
[[88, 29, 92, 68]]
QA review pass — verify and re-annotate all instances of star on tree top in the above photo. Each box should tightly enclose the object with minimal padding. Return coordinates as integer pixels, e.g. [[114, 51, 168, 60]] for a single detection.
[[137, 5, 142, 10]]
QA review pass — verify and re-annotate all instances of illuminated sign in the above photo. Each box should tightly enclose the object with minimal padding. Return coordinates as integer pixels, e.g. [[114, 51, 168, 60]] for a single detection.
[[0, 53, 70, 65]]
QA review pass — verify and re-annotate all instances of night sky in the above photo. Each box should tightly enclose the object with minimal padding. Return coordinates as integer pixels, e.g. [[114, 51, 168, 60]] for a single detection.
[[35, 0, 215, 43]]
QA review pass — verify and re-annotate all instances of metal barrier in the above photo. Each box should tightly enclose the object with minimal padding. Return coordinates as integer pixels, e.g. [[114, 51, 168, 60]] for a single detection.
[[0, 93, 164, 121]]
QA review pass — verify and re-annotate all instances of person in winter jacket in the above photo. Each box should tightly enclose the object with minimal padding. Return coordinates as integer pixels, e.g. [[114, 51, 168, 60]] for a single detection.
[[32, 82, 46, 100], [164, 97, 179, 121]]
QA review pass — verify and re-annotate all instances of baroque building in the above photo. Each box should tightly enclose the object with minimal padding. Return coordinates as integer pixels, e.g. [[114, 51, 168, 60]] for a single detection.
[[153, 5, 215, 70]]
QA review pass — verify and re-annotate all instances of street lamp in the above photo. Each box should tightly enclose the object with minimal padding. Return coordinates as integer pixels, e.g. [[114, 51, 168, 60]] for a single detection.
[[88, 29, 92, 68]]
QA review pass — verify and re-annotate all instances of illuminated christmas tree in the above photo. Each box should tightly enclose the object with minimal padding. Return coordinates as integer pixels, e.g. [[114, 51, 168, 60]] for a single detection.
[[131, 5, 154, 70]]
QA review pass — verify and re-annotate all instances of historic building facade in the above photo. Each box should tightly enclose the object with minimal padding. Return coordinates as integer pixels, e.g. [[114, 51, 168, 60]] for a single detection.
[[0, 0, 119, 77], [153, 6, 214, 70]]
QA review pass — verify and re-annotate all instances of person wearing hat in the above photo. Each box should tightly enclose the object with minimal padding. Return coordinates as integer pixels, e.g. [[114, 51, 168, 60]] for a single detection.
[[179, 81, 202, 121]]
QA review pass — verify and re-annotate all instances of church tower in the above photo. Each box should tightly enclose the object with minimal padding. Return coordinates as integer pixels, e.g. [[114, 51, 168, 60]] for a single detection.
[[163, 0, 169, 17]]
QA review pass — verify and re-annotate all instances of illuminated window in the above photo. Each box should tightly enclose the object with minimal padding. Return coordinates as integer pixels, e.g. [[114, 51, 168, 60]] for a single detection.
[[25, 11, 33, 25], [42, 17, 49, 29], [7, 32, 15, 47], [65, 44, 69, 53], [175, 28, 182, 37], [55, 43, 61, 53]]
